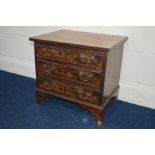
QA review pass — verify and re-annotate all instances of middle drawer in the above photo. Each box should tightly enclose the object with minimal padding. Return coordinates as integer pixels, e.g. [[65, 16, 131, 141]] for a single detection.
[[37, 60, 101, 87]]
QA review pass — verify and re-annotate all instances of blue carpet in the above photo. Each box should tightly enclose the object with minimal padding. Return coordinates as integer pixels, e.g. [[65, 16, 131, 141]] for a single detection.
[[0, 70, 155, 129]]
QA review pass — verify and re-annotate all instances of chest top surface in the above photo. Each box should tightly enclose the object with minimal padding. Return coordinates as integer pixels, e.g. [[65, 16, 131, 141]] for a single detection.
[[29, 30, 128, 50]]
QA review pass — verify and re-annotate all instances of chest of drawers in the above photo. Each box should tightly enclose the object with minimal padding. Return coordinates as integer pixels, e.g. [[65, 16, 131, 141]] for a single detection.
[[29, 30, 127, 125]]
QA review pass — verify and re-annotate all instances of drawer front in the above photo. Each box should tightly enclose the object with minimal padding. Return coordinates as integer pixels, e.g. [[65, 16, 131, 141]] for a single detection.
[[36, 46, 103, 67], [37, 61, 100, 87], [38, 77, 99, 105]]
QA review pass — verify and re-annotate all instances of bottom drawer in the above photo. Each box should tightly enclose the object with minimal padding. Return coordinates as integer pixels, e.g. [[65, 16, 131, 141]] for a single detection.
[[38, 77, 99, 105]]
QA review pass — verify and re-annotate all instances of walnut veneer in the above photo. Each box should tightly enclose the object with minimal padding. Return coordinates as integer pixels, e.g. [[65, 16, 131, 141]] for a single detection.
[[29, 30, 128, 125]]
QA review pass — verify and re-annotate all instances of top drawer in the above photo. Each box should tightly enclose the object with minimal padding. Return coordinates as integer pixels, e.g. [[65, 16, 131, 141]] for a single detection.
[[36, 45, 103, 68]]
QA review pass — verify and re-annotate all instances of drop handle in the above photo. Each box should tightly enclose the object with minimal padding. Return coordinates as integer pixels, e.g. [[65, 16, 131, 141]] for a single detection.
[[42, 48, 56, 56], [78, 91, 92, 100], [43, 81, 51, 90], [90, 56, 95, 60], [79, 71, 93, 82], [80, 54, 96, 62], [43, 64, 56, 73]]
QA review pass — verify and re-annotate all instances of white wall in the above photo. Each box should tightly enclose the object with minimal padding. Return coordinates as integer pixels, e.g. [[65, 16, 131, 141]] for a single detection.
[[0, 26, 155, 109], [0, 26, 62, 77]]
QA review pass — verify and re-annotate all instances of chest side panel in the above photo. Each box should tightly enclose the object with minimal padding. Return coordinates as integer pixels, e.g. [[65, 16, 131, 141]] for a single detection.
[[103, 43, 124, 102]]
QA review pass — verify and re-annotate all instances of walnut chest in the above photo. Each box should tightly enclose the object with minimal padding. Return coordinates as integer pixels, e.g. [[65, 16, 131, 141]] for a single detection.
[[29, 30, 128, 125]]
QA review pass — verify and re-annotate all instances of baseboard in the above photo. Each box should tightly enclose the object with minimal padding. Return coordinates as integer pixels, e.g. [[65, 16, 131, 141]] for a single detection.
[[0, 54, 36, 78], [119, 80, 155, 109]]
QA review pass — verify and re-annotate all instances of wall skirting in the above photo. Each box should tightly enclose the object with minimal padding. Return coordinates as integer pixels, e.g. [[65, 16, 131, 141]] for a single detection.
[[0, 54, 36, 78], [119, 80, 155, 109], [0, 54, 155, 109]]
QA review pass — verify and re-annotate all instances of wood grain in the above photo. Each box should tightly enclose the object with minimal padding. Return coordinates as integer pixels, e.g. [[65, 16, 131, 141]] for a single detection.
[[38, 76, 99, 105], [37, 60, 101, 87], [30, 30, 128, 50], [36, 45, 103, 67], [30, 29, 128, 125]]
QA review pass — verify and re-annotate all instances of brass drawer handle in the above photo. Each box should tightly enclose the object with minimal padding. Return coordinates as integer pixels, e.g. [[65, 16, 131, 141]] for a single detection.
[[75, 86, 92, 100], [80, 54, 96, 63], [42, 48, 56, 56], [79, 71, 93, 82], [43, 81, 58, 90], [43, 64, 56, 73], [78, 91, 92, 100], [43, 81, 51, 90], [90, 56, 95, 60], [43, 48, 47, 52]]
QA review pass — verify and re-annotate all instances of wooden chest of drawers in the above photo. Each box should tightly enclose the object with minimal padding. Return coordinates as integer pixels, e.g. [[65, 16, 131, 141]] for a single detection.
[[29, 30, 127, 125]]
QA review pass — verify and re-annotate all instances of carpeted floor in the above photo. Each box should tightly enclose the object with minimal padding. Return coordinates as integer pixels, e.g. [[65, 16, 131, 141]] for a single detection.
[[0, 70, 155, 129]]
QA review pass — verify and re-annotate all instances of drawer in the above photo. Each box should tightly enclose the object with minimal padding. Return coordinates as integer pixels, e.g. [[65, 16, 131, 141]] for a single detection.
[[38, 77, 99, 105], [37, 60, 101, 87], [36, 46, 103, 68]]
